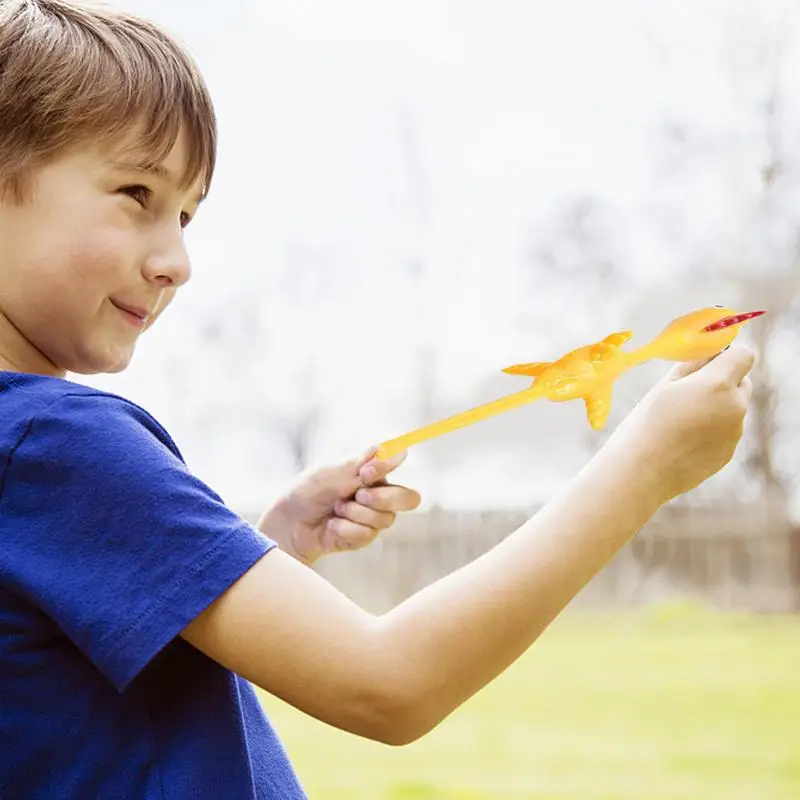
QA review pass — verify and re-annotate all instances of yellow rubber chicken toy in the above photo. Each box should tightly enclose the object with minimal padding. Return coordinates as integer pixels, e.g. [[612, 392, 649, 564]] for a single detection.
[[375, 306, 764, 460]]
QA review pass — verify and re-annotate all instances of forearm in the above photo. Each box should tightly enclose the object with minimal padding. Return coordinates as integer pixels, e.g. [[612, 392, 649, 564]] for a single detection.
[[186, 439, 667, 746], [183, 347, 752, 745], [377, 439, 665, 738]]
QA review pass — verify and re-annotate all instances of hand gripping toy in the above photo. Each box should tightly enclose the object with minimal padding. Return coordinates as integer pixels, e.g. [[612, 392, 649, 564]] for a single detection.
[[375, 307, 765, 460]]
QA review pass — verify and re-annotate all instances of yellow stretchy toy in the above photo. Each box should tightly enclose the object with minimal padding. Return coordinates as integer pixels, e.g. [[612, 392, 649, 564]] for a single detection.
[[376, 306, 765, 460]]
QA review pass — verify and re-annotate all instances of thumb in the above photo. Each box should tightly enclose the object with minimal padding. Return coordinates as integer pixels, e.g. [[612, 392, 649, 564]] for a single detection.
[[355, 444, 407, 485], [300, 448, 375, 501], [348, 445, 380, 474], [322, 445, 399, 497], [704, 344, 756, 385], [666, 352, 721, 382], [683, 344, 756, 387]]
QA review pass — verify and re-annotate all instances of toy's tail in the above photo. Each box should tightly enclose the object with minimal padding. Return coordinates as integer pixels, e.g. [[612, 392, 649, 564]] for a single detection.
[[376, 385, 547, 461]]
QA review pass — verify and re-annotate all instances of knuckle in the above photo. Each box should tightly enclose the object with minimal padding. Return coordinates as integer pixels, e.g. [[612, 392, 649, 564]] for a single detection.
[[336, 536, 360, 550], [340, 501, 358, 519], [710, 376, 731, 393], [355, 527, 378, 545], [369, 509, 393, 528], [329, 516, 346, 534], [371, 510, 393, 528], [735, 396, 749, 417], [738, 344, 756, 363]]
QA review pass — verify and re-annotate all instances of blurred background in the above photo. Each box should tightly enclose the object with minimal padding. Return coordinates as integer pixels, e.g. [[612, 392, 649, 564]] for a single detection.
[[97, 1, 800, 796]]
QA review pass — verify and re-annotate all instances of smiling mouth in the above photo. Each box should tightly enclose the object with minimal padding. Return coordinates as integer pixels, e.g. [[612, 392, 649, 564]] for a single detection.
[[111, 300, 149, 327], [702, 310, 765, 332]]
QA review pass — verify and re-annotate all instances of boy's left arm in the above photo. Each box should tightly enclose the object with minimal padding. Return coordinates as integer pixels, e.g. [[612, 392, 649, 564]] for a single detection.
[[257, 447, 421, 566]]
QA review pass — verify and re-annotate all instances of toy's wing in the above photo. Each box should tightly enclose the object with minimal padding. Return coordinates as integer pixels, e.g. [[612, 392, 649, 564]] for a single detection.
[[601, 330, 633, 347], [584, 386, 613, 430], [501, 361, 550, 376], [590, 330, 633, 362]]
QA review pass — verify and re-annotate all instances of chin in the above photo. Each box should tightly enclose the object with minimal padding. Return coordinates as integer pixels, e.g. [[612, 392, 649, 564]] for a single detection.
[[67, 363, 129, 377], [67, 347, 137, 376]]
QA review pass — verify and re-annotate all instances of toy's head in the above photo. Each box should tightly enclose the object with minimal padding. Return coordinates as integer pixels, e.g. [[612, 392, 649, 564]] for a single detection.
[[650, 306, 765, 362]]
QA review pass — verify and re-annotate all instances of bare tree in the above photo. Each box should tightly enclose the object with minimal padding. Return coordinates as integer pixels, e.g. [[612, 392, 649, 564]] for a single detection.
[[730, 14, 797, 507], [520, 194, 644, 453], [266, 237, 330, 473], [276, 355, 321, 473], [178, 247, 327, 477], [396, 101, 444, 504], [637, 1, 800, 510]]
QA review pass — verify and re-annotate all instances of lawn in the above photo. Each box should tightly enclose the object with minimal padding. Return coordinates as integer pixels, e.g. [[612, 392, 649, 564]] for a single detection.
[[257, 603, 800, 799]]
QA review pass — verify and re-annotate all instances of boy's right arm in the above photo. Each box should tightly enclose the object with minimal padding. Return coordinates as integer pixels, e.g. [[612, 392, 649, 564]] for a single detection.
[[182, 346, 755, 745]]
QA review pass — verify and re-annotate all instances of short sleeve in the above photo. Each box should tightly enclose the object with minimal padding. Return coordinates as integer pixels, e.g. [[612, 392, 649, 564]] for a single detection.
[[0, 392, 276, 691]]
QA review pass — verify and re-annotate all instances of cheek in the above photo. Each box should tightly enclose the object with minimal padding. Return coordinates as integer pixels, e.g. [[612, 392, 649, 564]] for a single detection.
[[0, 194, 138, 328], [61, 224, 136, 292], [4, 227, 134, 341], [16, 222, 137, 326]]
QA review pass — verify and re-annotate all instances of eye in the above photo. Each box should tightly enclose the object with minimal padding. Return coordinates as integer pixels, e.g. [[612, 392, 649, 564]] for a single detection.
[[120, 184, 152, 208], [121, 184, 192, 229]]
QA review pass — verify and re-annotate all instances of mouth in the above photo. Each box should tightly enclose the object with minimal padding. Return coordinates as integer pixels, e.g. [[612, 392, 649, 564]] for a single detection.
[[111, 299, 151, 328], [702, 310, 765, 332]]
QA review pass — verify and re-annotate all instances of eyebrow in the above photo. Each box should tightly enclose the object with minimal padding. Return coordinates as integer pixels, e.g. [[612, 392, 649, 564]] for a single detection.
[[111, 160, 206, 206]]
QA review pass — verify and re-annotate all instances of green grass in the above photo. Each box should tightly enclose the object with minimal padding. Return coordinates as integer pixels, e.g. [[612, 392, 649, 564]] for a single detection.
[[258, 603, 800, 799]]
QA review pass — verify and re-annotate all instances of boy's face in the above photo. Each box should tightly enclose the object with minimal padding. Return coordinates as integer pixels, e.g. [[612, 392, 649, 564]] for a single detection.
[[0, 129, 204, 377]]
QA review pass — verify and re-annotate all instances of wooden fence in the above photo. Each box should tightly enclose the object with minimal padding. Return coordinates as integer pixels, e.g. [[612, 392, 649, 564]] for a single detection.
[[306, 501, 800, 614]]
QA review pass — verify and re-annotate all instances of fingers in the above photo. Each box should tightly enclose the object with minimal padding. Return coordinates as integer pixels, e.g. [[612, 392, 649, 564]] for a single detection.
[[353, 445, 381, 472], [698, 345, 756, 386], [333, 500, 396, 531], [325, 517, 380, 550], [669, 345, 756, 387], [335, 485, 421, 525], [738, 374, 753, 403], [318, 446, 406, 501], [329, 483, 421, 547], [358, 448, 408, 485], [354, 484, 422, 513], [667, 353, 719, 381], [321, 448, 418, 555], [326, 491, 410, 552]]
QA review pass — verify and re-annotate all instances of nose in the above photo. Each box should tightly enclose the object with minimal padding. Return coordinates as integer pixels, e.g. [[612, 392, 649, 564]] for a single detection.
[[142, 229, 192, 288]]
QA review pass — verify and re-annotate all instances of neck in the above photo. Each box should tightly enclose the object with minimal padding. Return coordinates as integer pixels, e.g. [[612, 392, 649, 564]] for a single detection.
[[619, 340, 663, 370], [0, 311, 64, 377]]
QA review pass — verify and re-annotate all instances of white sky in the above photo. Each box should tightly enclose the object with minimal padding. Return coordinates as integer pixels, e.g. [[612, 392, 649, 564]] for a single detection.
[[92, 0, 800, 512]]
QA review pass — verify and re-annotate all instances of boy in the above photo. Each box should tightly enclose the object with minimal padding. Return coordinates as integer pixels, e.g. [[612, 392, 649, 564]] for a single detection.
[[0, 1, 755, 797]]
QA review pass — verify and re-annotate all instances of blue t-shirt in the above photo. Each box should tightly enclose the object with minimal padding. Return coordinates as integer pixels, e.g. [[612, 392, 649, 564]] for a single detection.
[[0, 372, 308, 798]]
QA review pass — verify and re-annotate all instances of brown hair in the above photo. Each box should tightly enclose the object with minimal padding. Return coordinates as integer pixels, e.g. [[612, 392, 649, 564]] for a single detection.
[[0, 0, 217, 201]]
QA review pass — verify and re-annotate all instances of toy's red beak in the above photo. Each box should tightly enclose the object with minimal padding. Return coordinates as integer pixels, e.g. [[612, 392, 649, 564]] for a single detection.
[[702, 310, 765, 332]]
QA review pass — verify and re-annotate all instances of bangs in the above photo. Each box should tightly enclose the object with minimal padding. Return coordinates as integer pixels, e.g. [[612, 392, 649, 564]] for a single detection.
[[67, 15, 217, 197], [0, 1, 217, 198], [88, 78, 217, 199]]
